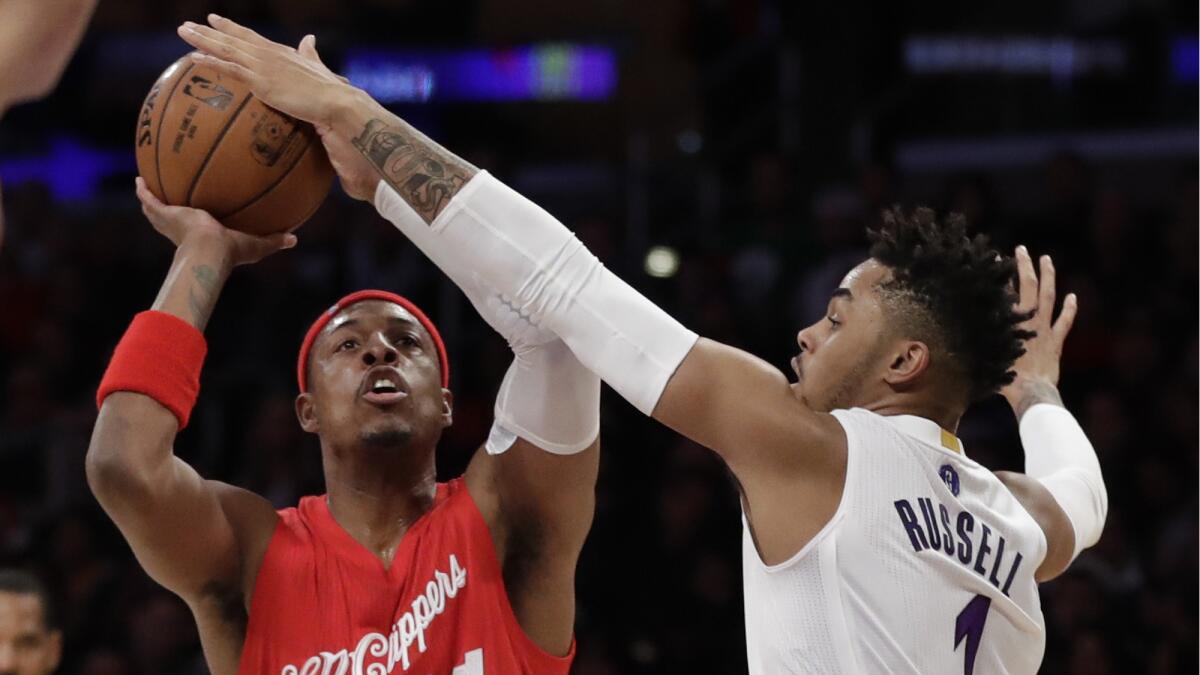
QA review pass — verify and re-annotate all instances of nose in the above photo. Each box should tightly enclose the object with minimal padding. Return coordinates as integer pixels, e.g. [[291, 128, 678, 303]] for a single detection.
[[796, 326, 813, 353], [360, 333, 399, 367]]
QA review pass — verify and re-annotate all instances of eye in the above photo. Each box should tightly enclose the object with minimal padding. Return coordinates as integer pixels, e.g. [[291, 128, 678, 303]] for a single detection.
[[827, 315, 841, 328], [400, 334, 421, 348], [336, 338, 358, 352]]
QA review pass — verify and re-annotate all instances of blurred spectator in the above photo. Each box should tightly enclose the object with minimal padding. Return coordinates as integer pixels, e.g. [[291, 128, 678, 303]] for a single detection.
[[0, 569, 62, 675]]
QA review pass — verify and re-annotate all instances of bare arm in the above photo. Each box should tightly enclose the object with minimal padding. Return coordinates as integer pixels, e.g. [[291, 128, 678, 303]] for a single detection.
[[465, 438, 599, 656], [995, 471, 1074, 582], [0, 0, 98, 110], [87, 181, 291, 603]]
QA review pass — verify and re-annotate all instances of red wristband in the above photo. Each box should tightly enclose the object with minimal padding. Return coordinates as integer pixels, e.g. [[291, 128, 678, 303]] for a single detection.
[[96, 311, 208, 429]]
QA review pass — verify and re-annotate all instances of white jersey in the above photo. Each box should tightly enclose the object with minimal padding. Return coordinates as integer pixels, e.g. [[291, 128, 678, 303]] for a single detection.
[[742, 408, 1048, 675]]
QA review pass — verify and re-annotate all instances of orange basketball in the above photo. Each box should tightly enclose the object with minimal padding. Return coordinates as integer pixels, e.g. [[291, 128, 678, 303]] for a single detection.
[[134, 55, 333, 235]]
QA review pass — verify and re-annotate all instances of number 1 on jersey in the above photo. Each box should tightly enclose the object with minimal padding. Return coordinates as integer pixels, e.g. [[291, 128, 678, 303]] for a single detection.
[[954, 595, 991, 675], [452, 648, 483, 675]]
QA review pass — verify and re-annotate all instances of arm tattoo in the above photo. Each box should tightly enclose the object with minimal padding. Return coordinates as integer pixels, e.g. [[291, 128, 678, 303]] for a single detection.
[[1012, 379, 1064, 419], [352, 118, 476, 223], [187, 264, 220, 326]]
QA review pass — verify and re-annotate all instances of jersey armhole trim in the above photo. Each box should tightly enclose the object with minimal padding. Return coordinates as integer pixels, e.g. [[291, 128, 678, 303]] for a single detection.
[[458, 479, 578, 668], [235, 511, 291, 674], [744, 409, 857, 574]]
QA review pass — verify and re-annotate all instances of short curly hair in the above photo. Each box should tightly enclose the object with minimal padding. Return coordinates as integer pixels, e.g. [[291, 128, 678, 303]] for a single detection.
[[868, 207, 1033, 402]]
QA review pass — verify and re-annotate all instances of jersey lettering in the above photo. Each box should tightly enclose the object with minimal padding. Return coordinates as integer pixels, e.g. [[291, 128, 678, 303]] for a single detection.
[[893, 498, 1025, 597]]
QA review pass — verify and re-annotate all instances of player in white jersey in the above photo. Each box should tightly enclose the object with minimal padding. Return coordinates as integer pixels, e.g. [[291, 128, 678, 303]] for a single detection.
[[179, 19, 1109, 672]]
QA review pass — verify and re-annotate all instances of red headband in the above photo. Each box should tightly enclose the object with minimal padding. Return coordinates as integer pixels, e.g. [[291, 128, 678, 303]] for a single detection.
[[297, 290, 450, 393]]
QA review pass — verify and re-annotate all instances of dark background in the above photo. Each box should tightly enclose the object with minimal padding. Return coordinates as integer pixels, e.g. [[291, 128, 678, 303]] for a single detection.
[[0, 1, 1196, 673]]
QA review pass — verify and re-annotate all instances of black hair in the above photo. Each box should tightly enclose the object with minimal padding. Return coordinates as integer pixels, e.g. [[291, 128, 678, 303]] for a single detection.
[[868, 207, 1034, 402], [0, 568, 57, 630]]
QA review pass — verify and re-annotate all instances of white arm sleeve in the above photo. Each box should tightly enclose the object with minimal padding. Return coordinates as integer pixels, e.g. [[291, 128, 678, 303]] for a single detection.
[[373, 180, 599, 456], [1019, 403, 1108, 561], [485, 340, 600, 456], [375, 172, 698, 415]]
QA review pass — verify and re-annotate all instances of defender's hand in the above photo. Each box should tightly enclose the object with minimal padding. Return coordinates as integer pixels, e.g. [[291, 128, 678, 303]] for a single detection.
[[136, 177, 296, 267], [177, 15, 352, 128], [1000, 246, 1077, 408]]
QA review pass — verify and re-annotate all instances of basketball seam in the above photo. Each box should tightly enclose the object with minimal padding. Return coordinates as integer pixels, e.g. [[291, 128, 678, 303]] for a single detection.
[[216, 138, 316, 222], [153, 62, 196, 203], [185, 93, 254, 207]]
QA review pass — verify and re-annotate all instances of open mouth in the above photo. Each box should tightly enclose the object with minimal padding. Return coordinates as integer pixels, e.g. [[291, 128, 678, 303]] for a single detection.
[[361, 370, 409, 405]]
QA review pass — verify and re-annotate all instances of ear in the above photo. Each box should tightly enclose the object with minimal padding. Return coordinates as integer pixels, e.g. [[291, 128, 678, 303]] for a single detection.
[[883, 340, 931, 389], [295, 392, 319, 433], [440, 388, 454, 428]]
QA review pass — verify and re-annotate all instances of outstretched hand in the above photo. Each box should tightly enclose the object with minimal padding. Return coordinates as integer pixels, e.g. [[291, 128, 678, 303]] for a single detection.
[[136, 177, 296, 267], [177, 15, 350, 128], [179, 18, 383, 202], [1000, 245, 1077, 412]]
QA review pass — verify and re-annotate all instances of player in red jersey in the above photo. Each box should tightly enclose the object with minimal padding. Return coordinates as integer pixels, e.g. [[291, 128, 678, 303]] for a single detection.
[[85, 179, 600, 672]]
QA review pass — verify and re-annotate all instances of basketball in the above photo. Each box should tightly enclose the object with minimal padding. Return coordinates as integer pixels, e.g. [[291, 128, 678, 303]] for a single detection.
[[134, 54, 333, 235]]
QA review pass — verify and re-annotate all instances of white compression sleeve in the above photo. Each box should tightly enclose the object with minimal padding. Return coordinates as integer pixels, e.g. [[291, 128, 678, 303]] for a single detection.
[[1019, 403, 1108, 561], [372, 179, 599, 456], [375, 172, 698, 415], [485, 339, 601, 456]]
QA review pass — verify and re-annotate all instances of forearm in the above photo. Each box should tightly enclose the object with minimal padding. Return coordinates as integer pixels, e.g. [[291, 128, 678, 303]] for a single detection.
[[1009, 382, 1108, 560], [1004, 377, 1064, 420], [89, 240, 229, 481], [150, 239, 233, 330], [0, 0, 97, 107], [334, 89, 478, 223]]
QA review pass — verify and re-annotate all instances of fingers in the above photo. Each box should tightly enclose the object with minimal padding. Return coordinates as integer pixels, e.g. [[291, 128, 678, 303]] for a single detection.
[[253, 231, 298, 254], [298, 34, 319, 62], [134, 176, 161, 208], [135, 177, 178, 237], [230, 229, 298, 263], [187, 51, 257, 83], [206, 14, 278, 50], [1014, 245, 1038, 314], [178, 22, 258, 68], [135, 176, 168, 220], [1053, 292, 1078, 340], [1038, 254, 1056, 322], [297, 34, 347, 82]]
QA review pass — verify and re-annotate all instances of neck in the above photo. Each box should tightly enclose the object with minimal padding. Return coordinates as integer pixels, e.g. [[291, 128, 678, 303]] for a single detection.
[[320, 440, 438, 567], [862, 395, 963, 433]]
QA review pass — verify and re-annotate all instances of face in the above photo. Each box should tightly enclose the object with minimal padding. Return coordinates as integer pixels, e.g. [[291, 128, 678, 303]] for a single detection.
[[296, 301, 452, 453], [791, 260, 896, 412], [0, 592, 61, 675]]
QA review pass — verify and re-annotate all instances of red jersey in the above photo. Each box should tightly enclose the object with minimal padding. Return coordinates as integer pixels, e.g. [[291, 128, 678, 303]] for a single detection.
[[237, 478, 574, 675]]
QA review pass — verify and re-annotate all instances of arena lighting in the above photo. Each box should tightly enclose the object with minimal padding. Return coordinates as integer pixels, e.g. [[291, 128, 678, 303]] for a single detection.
[[903, 35, 1127, 80], [0, 137, 131, 202], [644, 246, 681, 278], [345, 44, 618, 103], [1171, 36, 1198, 84]]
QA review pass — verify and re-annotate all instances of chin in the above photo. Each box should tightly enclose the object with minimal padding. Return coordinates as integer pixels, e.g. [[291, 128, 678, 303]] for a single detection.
[[359, 424, 413, 448]]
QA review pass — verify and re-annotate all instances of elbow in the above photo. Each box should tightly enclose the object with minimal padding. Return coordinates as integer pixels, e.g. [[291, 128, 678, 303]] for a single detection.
[[84, 442, 131, 500], [85, 437, 159, 505]]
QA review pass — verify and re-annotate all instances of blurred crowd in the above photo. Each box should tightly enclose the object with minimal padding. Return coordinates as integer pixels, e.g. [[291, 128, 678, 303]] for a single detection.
[[0, 1, 1196, 674]]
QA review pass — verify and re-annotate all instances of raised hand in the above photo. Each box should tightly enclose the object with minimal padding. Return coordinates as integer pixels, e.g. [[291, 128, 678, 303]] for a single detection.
[[1000, 245, 1078, 417], [136, 177, 296, 267], [177, 14, 350, 128]]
